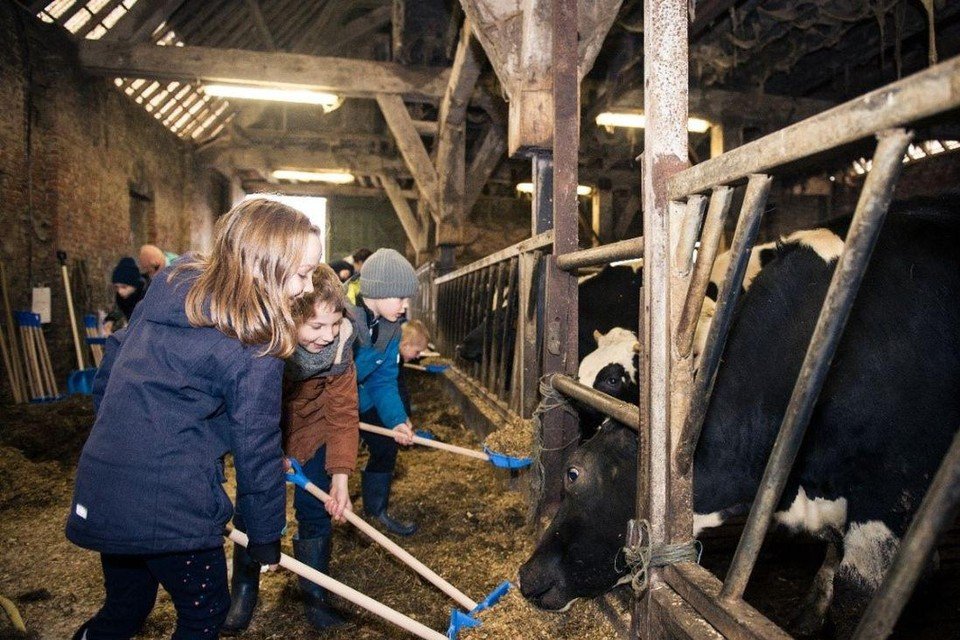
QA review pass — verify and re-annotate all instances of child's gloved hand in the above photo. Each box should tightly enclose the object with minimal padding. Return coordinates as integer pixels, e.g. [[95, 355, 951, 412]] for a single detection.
[[247, 540, 281, 571], [392, 422, 415, 446]]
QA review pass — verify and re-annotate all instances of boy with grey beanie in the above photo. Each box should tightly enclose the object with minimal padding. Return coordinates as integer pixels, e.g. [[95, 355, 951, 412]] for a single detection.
[[345, 248, 421, 536]]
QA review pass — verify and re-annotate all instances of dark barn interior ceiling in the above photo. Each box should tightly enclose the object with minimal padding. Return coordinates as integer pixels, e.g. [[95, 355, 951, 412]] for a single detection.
[[18, 0, 960, 201]]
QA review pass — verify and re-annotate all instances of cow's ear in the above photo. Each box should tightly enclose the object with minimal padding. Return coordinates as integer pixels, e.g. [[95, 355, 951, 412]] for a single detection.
[[593, 329, 602, 343], [632, 342, 640, 353]]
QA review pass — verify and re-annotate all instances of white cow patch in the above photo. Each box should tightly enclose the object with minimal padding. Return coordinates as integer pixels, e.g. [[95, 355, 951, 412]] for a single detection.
[[594, 327, 638, 349], [693, 512, 724, 536], [784, 228, 845, 263], [578, 271, 600, 285], [774, 487, 848, 533], [578, 329, 637, 388], [709, 240, 777, 295], [840, 521, 899, 589]]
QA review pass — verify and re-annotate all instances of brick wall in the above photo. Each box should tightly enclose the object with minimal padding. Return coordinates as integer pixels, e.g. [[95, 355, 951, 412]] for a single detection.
[[0, 7, 221, 401]]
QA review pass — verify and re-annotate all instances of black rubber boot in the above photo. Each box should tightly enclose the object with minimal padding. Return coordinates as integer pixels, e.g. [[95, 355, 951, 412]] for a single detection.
[[221, 542, 261, 635], [293, 536, 347, 629], [362, 471, 418, 536]]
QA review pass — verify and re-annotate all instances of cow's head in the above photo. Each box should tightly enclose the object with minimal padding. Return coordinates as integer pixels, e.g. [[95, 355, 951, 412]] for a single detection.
[[455, 320, 485, 362], [519, 420, 638, 610]]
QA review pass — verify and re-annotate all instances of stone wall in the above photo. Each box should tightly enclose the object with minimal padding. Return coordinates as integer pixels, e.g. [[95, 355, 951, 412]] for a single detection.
[[0, 8, 221, 400]]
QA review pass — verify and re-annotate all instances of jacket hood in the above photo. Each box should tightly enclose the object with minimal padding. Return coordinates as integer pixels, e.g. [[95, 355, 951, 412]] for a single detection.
[[137, 260, 198, 328]]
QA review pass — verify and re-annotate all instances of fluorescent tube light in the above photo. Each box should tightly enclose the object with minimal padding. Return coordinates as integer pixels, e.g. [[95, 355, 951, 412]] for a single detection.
[[271, 170, 355, 184], [596, 111, 711, 134]]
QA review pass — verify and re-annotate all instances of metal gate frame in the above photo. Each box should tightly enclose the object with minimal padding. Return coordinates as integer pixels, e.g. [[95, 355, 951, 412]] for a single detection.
[[412, 1, 960, 637]]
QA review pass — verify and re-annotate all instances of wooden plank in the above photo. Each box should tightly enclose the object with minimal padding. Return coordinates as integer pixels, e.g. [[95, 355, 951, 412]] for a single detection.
[[243, 0, 276, 50], [102, 0, 186, 42], [201, 146, 408, 177], [435, 18, 483, 241], [318, 5, 392, 55], [79, 41, 452, 101], [651, 585, 724, 640], [464, 124, 507, 214], [376, 93, 441, 213], [607, 87, 831, 127], [664, 564, 791, 640], [243, 180, 417, 199], [379, 174, 426, 253]]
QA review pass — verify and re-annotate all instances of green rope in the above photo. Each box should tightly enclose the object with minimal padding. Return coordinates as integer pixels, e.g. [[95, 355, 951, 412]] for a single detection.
[[622, 519, 701, 593]]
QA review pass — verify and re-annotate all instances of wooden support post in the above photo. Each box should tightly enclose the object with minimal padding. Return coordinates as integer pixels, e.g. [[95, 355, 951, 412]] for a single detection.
[[591, 184, 614, 245], [376, 94, 441, 214]]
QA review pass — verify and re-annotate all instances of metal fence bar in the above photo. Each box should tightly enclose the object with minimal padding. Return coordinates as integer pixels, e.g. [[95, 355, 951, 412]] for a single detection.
[[675, 187, 734, 358], [555, 236, 644, 271], [433, 230, 554, 285], [852, 427, 960, 640], [675, 175, 772, 474], [668, 56, 960, 199], [550, 373, 640, 431], [498, 258, 519, 400], [674, 195, 707, 276], [720, 129, 913, 601]]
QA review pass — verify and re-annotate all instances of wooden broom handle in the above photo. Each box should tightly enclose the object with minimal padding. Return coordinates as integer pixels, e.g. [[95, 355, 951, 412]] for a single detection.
[[359, 422, 490, 461], [58, 259, 85, 370], [226, 529, 447, 640], [301, 480, 477, 611]]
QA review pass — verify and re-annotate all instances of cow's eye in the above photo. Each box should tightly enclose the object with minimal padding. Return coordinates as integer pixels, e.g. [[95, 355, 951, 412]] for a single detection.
[[566, 467, 581, 483]]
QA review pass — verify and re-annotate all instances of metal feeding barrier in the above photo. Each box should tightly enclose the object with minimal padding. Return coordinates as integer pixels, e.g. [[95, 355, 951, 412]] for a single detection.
[[412, 26, 960, 640]]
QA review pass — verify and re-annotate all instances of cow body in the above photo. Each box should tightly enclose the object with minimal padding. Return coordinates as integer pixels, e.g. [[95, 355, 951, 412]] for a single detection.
[[521, 201, 960, 635]]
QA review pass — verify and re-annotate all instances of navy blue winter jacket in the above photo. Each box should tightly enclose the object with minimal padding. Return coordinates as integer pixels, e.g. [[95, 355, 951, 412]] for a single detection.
[[65, 265, 287, 554]]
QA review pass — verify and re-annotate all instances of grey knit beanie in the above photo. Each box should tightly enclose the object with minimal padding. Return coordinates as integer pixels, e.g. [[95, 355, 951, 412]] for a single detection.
[[360, 248, 418, 299]]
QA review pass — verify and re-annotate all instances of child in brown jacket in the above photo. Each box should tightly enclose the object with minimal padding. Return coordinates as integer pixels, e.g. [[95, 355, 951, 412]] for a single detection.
[[224, 264, 358, 634]]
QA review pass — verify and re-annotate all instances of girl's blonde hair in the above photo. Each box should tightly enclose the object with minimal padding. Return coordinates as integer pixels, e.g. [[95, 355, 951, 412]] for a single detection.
[[401, 319, 430, 347], [172, 198, 320, 357], [293, 264, 348, 323]]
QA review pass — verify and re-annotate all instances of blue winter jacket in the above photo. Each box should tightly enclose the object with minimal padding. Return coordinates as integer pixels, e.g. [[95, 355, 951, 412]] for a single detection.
[[345, 295, 407, 429], [65, 265, 287, 554]]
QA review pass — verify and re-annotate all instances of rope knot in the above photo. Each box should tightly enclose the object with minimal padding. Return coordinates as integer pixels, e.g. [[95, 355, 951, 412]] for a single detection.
[[621, 519, 701, 593]]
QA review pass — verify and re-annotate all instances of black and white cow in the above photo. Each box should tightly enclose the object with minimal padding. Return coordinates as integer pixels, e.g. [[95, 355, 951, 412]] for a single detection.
[[455, 264, 643, 363], [520, 201, 960, 635], [575, 300, 715, 438]]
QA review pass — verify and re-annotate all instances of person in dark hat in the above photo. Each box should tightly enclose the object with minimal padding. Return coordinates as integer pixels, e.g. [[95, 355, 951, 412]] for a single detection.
[[328, 259, 355, 283], [103, 257, 146, 335]]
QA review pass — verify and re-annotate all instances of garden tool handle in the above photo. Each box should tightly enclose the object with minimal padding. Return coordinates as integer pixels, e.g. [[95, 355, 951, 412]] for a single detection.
[[359, 422, 490, 461], [295, 475, 478, 611], [227, 528, 447, 640]]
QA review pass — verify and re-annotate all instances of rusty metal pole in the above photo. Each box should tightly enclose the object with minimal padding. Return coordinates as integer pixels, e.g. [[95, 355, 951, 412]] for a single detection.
[[537, 0, 580, 516], [636, 0, 688, 636]]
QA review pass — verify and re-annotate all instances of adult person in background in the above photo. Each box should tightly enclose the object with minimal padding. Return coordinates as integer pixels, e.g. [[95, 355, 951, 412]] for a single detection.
[[138, 244, 179, 283], [329, 260, 354, 284], [103, 257, 146, 335], [345, 248, 373, 301]]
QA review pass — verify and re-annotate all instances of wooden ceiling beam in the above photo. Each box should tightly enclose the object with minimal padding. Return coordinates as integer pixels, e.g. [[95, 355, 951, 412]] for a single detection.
[[318, 5, 392, 55], [102, 0, 187, 42], [243, 180, 417, 199], [465, 124, 507, 214], [378, 174, 427, 253], [376, 93, 441, 212], [606, 87, 832, 127], [243, 0, 276, 50], [434, 18, 483, 244], [201, 145, 409, 177], [79, 41, 452, 102]]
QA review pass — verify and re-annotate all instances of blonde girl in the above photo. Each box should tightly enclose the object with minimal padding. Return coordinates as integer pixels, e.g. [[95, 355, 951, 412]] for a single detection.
[[66, 198, 322, 640]]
